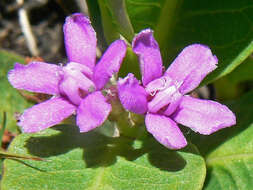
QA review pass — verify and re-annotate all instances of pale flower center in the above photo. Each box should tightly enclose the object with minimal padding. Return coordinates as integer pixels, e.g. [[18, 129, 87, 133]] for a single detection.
[[58, 62, 95, 105], [145, 76, 182, 115]]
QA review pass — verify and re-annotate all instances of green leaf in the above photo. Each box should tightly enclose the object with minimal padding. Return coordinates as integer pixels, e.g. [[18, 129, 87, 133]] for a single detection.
[[0, 50, 32, 132], [127, 0, 253, 83], [204, 91, 253, 190], [1, 124, 206, 190], [204, 124, 253, 190], [169, 0, 253, 84], [188, 91, 253, 189], [89, 0, 253, 83], [214, 56, 253, 100], [226, 56, 253, 84]]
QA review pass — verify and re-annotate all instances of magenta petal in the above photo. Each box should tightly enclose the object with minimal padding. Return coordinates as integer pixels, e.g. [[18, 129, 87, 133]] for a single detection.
[[8, 62, 62, 95], [64, 13, 96, 69], [14, 62, 25, 69], [132, 29, 163, 86], [145, 113, 187, 149], [19, 97, 76, 133], [93, 40, 127, 90], [165, 44, 218, 94], [76, 91, 111, 132], [118, 73, 148, 114], [172, 96, 236, 135]]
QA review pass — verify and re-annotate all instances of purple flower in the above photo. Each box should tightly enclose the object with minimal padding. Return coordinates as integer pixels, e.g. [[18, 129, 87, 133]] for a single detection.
[[8, 13, 127, 133], [118, 29, 236, 149]]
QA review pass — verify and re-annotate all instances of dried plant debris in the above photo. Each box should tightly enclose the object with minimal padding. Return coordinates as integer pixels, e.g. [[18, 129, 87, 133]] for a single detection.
[[0, 0, 67, 62]]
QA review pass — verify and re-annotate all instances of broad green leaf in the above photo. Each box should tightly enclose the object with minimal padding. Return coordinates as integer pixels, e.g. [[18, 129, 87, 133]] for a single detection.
[[1, 124, 206, 190], [0, 50, 32, 132], [188, 91, 253, 189], [204, 91, 253, 190], [225, 56, 253, 84], [89, 0, 253, 83], [127, 0, 253, 83], [204, 123, 253, 190], [214, 56, 253, 100], [214, 77, 241, 100], [169, 0, 253, 84]]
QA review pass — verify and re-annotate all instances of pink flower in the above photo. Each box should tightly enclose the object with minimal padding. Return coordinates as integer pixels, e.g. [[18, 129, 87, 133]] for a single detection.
[[118, 29, 236, 149], [8, 13, 127, 133]]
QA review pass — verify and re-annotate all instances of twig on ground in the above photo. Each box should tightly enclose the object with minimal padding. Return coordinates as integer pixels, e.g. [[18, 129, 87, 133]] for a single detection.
[[16, 0, 39, 56]]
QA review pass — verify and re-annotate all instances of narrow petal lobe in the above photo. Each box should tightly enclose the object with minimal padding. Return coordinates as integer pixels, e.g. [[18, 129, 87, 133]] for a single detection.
[[165, 44, 218, 94], [76, 91, 111, 132], [118, 73, 148, 114], [145, 113, 187, 149], [8, 62, 62, 95], [132, 29, 163, 86], [93, 40, 127, 90], [64, 13, 96, 69], [19, 97, 76, 133], [172, 96, 236, 135]]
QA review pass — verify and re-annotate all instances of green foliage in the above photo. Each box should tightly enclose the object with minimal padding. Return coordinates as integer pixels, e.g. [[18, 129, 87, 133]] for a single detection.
[[4, 88, 252, 190], [171, 0, 253, 84], [1, 124, 206, 190], [214, 55, 253, 99], [89, 0, 253, 84], [189, 90, 253, 190], [1, 1, 253, 189], [204, 91, 253, 190], [205, 124, 253, 190], [225, 56, 253, 84], [0, 50, 32, 132]]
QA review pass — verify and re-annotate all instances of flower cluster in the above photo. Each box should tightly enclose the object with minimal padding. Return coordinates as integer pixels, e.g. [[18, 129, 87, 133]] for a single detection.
[[8, 13, 127, 133], [8, 13, 236, 149], [117, 30, 236, 149]]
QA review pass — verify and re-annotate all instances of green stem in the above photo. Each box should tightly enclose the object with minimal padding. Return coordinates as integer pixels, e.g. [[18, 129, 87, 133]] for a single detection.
[[155, 0, 183, 50], [106, 0, 135, 42], [97, 0, 120, 44]]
